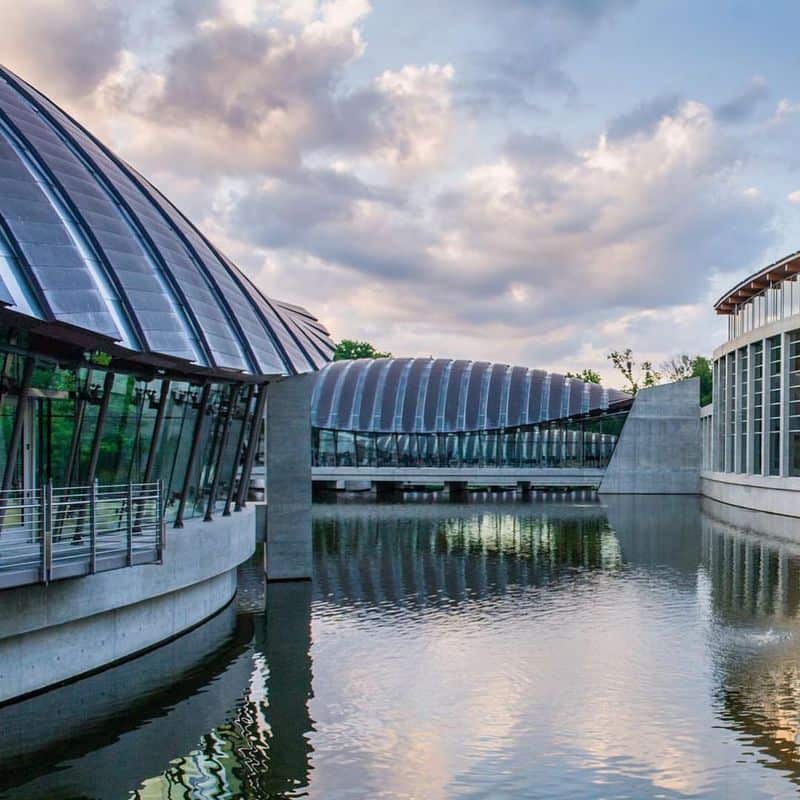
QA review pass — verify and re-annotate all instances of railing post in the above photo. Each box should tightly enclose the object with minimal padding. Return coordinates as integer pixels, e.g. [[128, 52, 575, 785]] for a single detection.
[[89, 478, 97, 574], [126, 482, 133, 566], [157, 478, 165, 561], [41, 481, 52, 584]]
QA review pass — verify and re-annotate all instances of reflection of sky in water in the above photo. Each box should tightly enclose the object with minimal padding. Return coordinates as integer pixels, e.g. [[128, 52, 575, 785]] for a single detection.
[[6, 496, 800, 798]]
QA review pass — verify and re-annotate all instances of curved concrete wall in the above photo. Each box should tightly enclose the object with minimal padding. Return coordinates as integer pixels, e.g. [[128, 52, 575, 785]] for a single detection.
[[701, 472, 800, 519], [0, 507, 255, 704], [0, 605, 254, 797]]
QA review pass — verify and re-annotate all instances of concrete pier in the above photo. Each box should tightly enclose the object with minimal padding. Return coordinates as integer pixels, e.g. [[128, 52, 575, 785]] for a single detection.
[[265, 374, 315, 581], [375, 481, 404, 499], [447, 481, 468, 500]]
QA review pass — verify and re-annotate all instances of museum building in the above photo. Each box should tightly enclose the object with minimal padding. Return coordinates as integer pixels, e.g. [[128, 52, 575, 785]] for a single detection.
[[703, 250, 800, 515]]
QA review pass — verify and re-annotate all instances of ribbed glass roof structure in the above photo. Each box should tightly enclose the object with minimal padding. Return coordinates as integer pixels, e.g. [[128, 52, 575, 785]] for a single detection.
[[0, 66, 334, 378], [312, 358, 629, 433]]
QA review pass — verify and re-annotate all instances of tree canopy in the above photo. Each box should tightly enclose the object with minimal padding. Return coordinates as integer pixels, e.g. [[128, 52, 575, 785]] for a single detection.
[[607, 349, 661, 395], [333, 339, 392, 361], [605, 349, 711, 402], [565, 369, 601, 384]]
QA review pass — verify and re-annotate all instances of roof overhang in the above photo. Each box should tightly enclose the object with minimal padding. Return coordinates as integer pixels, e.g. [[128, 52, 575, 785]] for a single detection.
[[714, 250, 800, 315], [0, 307, 286, 384]]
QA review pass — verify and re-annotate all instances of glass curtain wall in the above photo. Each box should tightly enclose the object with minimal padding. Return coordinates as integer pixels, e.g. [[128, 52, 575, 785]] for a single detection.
[[789, 331, 800, 476], [312, 412, 628, 470], [728, 275, 800, 340], [738, 346, 748, 473], [769, 336, 782, 476], [726, 352, 735, 472], [0, 340, 263, 526], [752, 341, 763, 474]]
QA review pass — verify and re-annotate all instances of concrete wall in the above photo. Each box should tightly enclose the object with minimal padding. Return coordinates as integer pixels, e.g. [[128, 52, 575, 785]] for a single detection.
[[599, 378, 700, 495], [701, 471, 800, 518], [0, 507, 255, 704], [265, 373, 314, 581], [0, 604, 254, 797], [701, 493, 800, 544]]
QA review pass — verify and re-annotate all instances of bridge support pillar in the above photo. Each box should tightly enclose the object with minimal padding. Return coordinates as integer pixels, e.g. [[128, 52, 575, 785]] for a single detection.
[[265, 374, 315, 581], [447, 481, 468, 500], [517, 480, 532, 498], [375, 481, 403, 500], [312, 480, 337, 501]]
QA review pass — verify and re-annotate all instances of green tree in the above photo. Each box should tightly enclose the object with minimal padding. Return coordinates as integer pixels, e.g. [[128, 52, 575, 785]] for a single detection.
[[691, 356, 712, 406], [661, 354, 712, 406], [333, 339, 392, 361], [565, 369, 601, 384], [607, 349, 661, 395]]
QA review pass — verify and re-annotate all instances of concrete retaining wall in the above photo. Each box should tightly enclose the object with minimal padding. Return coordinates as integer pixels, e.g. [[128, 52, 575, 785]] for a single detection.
[[599, 378, 700, 495], [701, 471, 800, 518], [0, 506, 255, 704]]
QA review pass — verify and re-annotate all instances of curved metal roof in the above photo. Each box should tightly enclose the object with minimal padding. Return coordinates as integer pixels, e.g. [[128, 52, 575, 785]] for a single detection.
[[0, 66, 334, 377], [311, 358, 629, 433]]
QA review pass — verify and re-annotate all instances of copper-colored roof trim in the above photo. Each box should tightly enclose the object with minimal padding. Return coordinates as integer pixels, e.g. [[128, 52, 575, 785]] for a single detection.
[[715, 251, 800, 315]]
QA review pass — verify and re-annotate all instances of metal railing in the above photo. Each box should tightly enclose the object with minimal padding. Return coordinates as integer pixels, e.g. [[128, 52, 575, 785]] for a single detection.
[[0, 481, 164, 590]]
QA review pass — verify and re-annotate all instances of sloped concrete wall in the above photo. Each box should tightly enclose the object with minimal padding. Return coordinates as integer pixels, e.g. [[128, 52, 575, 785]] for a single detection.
[[599, 378, 700, 495]]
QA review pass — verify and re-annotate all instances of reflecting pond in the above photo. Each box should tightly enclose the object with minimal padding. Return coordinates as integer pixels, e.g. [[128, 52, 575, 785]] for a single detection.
[[4, 494, 800, 798]]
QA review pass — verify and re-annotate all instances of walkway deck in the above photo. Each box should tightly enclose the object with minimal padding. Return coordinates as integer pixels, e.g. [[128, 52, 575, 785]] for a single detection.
[[312, 466, 606, 488]]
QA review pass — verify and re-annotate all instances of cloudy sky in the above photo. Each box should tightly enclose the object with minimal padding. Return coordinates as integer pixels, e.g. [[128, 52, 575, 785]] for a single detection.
[[5, 0, 800, 380]]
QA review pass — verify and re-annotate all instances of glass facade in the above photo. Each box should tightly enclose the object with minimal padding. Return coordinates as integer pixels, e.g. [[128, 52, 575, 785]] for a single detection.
[[769, 336, 782, 476], [789, 331, 800, 476], [0, 336, 264, 527], [726, 351, 735, 472], [708, 328, 800, 480], [312, 411, 628, 470], [738, 346, 748, 473], [727, 275, 800, 341], [752, 341, 763, 474]]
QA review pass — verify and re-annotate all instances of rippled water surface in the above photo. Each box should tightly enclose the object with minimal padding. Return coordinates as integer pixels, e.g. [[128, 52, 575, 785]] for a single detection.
[[4, 494, 800, 798]]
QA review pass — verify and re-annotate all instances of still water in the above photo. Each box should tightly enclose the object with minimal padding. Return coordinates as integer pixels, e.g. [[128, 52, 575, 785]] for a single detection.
[[3, 494, 800, 798]]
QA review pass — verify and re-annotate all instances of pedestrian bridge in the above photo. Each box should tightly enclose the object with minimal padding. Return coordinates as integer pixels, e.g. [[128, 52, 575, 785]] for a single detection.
[[313, 465, 606, 489], [311, 412, 625, 492]]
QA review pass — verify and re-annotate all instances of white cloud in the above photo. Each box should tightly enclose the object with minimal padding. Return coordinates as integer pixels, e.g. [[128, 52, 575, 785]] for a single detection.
[[371, 64, 455, 171], [0, 1, 778, 386], [229, 98, 770, 380], [768, 98, 800, 126], [788, 190, 800, 205]]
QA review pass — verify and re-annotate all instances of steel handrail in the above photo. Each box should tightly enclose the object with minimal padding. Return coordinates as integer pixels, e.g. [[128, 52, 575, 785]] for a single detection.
[[0, 480, 163, 589]]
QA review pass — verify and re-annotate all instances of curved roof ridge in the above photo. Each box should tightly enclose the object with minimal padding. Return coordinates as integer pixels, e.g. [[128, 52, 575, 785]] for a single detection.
[[312, 357, 629, 433], [0, 65, 333, 378]]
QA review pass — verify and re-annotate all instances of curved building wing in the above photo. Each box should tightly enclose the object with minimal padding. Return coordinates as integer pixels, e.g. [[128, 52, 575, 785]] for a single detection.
[[312, 358, 629, 433], [0, 65, 333, 377]]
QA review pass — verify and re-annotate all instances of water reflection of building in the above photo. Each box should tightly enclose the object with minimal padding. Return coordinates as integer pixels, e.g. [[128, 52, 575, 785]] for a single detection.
[[133, 582, 314, 800], [313, 502, 620, 608], [0, 604, 254, 798], [701, 498, 800, 786]]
